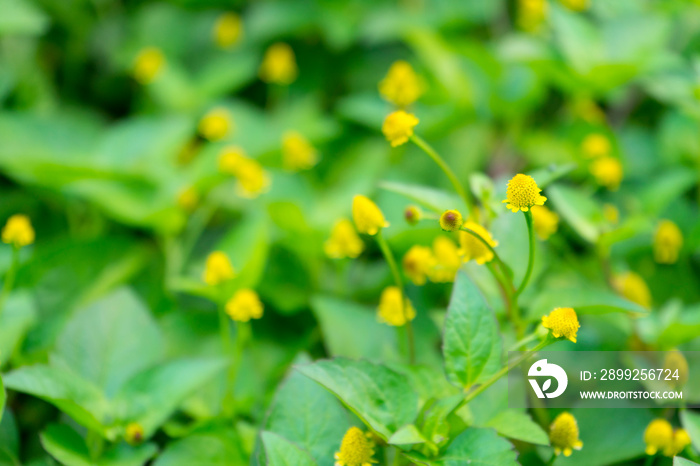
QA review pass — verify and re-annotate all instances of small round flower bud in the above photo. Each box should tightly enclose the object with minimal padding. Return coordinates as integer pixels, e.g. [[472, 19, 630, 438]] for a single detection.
[[259, 43, 297, 85], [439, 209, 463, 232], [404, 205, 422, 225], [125, 422, 144, 445], [132, 47, 165, 85]]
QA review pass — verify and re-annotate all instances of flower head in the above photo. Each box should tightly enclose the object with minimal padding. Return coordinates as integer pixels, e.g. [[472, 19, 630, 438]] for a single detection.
[[133, 47, 165, 84], [203, 251, 236, 286], [549, 412, 583, 456], [282, 131, 318, 171], [334, 426, 377, 466], [402, 245, 435, 286], [590, 157, 623, 191], [177, 186, 199, 212], [644, 419, 673, 456], [439, 210, 463, 232], [352, 195, 389, 236], [2, 215, 35, 248], [377, 286, 416, 327], [542, 307, 580, 343], [324, 219, 364, 259], [581, 133, 610, 158], [125, 422, 144, 445], [654, 220, 683, 264], [378, 61, 423, 108], [218, 147, 270, 198], [613, 272, 651, 309], [502, 174, 547, 212], [382, 111, 419, 147], [225, 289, 264, 322], [199, 108, 233, 141], [459, 222, 498, 265], [560, 0, 589, 11], [518, 0, 548, 31], [531, 205, 559, 240], [214, 12, 243, 49], [429, 236, 460, 283], [404, 205, 422, 225], [259, 43, 297, 85], [666, 428, 692, 457]]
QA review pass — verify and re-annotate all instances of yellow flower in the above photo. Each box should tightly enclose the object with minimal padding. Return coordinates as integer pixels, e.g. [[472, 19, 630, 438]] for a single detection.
[[324, 219, 364, 259], [225, 289, 264, 322], [560, 0, 589, 11], [199, 107, 233, 141], [404, 205, 422, 226], [429, 236, 460, 283], [378, 60, 423, 107], [603, 203, 619, 224], [402, 245, 435, 286], [663, 350, 689, 388], [259, 43, 297, 85], [518, 0, 548, 31], [581, 133, 610, 158], [382, 110, 419, 147], [459, 222, 498, 265], [439, 209, 463, 232], [665, 428, 692, 457], [549, 412, 583, 457], [531, 205, 559, 240], [203, 251, 236, 286], [334, 426, 377, 466], [542, 307, 580, 343], [613, 272, 651, 309], [502, 174, 547, 212], [213, 12, 243, 49], [590, 157, 623, 191], [352, 195, 389, 236], [654, 220, 683, 264], [177, 186, 199, 212], [282, 131, 318, 171], [219, 146, 270, 198], [377, 286, 416, 327], [644, 419, 673, 456], [2, 214, 35, 248], [132, 47, 165, 85], [125, 422, 144, 445]]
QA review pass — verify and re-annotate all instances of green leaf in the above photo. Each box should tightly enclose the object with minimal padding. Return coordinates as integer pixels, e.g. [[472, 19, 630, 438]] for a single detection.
[[0, 374, 4, 424], [528, 287, 647, 320], [443, 271, 502, 389], [418, 395, 463, 449], [152, 426, 247, 466], [681, 410, 700, 452], [547, 184, 602, 243], [261, 432, 318, 466], [379, 181, 461, 214], [52, 288, 164, 396], [389, 424, 428, 446], [264, 355, 351, 463], [435, 428, 517, 466], [0, 0, 49, 36], [674, 457, 700, 466], [484, 410, 549, 446], [297, 358, 419, 440], [0, 291, 38, 366], [0, 410, 19, 465]]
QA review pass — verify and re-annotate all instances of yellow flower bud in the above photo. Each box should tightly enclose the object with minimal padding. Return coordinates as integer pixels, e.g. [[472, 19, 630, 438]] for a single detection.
[[439, 210, 463, 232], [581, 133, 610, 158], [199, 107, 233, 141], [654, 220, 683, 265], [404, 205, 422, 225], [377, 286, 416, 327], [2, 214, 35, 248], [378, 60, 423, 108], [334, 426, 377, 466], [132, 47, 165, 85], [549, 412, 583, 457], [203, 251, 236, 286], [541, 307, 580, 343], [382, 110, 419, 147], [125, 422, 144, 445], [402, 245, 435, 286], [282, 131, 318, 171], [502, 174, 547, 213], [352, 195, 389, 236], [324, 219, 364, 259], [225, 289, 263, 322], [259, 43, 297, 85], [590, 157, 623, 191], [459, 222, 498, 265], [213, 12, 243, 49], [644, 419, 673, 456], [613, 272, 651, 309], [429, 236, 460, 283], [531, 205, 559, 240]]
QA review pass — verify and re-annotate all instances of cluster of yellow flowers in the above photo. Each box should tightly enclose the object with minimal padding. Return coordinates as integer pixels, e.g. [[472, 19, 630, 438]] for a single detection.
[[202, 251, 264, 322], [581, 133, 623, 191], [644, 419, 691, 457], [403, 236, 461, 285]]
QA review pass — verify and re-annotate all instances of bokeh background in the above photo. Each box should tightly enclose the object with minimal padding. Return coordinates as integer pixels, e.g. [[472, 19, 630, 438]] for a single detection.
[[1, 0, 700, 465]]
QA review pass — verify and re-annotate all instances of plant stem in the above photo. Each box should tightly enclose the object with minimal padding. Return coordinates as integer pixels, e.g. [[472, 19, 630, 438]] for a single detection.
[[218, 300, 234, 416], [227, 321, 251, 419], [515, 210, 535, 298], [0, 246, 20, 319], [545, 453, 557, 466], [376, 231, 415, 365], [410, 135, 478, 221]]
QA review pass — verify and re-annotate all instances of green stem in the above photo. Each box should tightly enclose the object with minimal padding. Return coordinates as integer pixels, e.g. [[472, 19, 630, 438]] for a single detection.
[[376, 231, 415, 365], [0, 246, 20, 318], [486, 261, 511, 314], [515, 210, 535, 298], [218, 300, 234, 416], [86, 429, 104, 461], [227, 321, 251, 418], [410, 135, 478, 221], [643, 454, 656, 466], [545, 453, 557, 466]]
